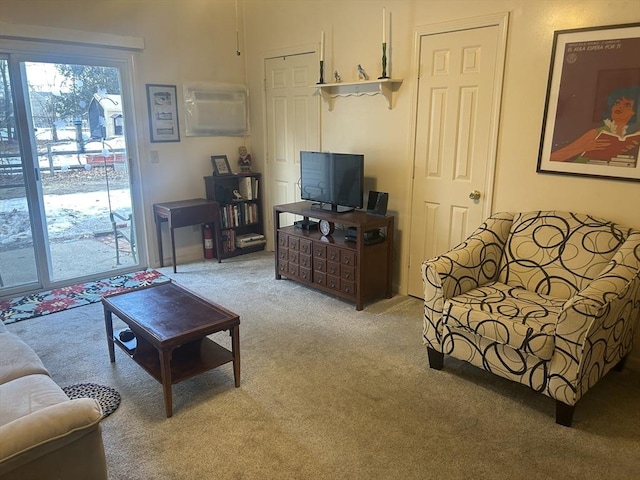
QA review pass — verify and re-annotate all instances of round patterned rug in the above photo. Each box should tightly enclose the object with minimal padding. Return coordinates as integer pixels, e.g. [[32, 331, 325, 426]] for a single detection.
[[62, 383, 121, 419]]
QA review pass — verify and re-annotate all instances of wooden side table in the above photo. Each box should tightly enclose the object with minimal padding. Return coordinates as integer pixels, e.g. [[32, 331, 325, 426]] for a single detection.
[[153, 199, 217, 273]]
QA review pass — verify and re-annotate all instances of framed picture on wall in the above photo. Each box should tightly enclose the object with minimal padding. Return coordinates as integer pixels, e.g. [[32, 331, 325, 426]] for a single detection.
[[146, 84, 180, 142], [537, 23, 640, 182]]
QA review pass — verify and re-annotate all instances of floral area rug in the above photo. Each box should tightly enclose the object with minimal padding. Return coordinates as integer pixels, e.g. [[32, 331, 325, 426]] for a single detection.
[[0, 269, 170, 324]]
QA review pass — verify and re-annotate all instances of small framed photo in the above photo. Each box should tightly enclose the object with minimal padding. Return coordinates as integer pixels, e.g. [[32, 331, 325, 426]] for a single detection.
[[146, 84, 180, 142], [211, 155, 233, 176]]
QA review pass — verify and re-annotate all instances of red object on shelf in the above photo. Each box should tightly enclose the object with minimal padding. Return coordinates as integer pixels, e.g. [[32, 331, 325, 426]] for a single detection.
[[204, 224, 214, 259]]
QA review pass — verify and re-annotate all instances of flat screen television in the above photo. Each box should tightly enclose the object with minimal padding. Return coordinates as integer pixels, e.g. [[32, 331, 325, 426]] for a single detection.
[[300, 151, 364, 212]]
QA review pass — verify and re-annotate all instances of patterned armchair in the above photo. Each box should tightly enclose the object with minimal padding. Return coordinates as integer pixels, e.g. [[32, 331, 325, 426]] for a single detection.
[[421, 211, 640, 426]]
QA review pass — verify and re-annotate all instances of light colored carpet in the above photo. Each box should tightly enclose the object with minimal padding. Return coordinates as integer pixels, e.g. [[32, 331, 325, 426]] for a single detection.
[[5, 251, 640, 480]]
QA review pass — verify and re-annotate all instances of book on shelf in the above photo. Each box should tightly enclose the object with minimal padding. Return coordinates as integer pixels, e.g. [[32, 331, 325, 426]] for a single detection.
[[236, 233, 265, 242], [235, 232, 265, 248], [221, 229, 236, 253], [238, 176, 253, 200], [235, 239, 266, 248], [219, 203, 259, 229], [582, 130, 640, 161]]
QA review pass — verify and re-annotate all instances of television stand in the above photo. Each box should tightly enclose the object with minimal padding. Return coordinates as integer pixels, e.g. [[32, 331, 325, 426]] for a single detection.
[[274, 201, 394, 310]]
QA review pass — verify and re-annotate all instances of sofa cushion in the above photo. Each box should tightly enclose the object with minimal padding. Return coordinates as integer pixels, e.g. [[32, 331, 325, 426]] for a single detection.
[[443, 281, 564, 360], [0, 395, 104, 478], [0, 332, 50, 385], [0, 374, 70, 427], [497, 211, 629, 299]]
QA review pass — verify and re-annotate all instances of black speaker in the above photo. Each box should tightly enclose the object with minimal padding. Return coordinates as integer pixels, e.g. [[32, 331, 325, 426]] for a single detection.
[[367, 191, 388, 216]]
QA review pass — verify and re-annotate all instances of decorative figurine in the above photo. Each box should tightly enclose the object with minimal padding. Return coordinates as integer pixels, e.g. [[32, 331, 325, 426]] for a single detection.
[[357, 64, 369, 81], [237, 146, 252, 173], [334, 70, 341, 83]]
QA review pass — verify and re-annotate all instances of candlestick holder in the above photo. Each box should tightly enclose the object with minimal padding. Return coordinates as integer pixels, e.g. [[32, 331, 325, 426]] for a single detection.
[[378, 42, 389, 79], [317, 60, 325, 85]]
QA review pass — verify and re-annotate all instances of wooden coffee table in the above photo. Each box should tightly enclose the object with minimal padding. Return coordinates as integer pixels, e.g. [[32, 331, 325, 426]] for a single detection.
[[102, 281, 240, 417]]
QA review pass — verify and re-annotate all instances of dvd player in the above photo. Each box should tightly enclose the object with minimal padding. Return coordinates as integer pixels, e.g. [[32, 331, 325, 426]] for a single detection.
[[345, 228, 383, 244]]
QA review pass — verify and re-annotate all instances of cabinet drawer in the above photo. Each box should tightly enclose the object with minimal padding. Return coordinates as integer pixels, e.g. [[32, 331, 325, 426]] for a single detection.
[[287, 263, 299, 277], [342, 280, 356, 296], [278, 248, 288, 260], [288, 250, 299, 264], [314, 244, 326, 259], [278, 258, 288, 274], [278, 233, 288, 248], [327, 261, 340, 276], [299, 266, 312, 282], [327, 274, 340, 291], [342, 265, 355, 281], [327, 245, 340, 262], [314, 271, 326, 286], [315, 258, 326, 273], [300, 253, 312, 268], [341, 250, 356, 267], [288, 236, 300, 251], [300, 239, 312, 255]]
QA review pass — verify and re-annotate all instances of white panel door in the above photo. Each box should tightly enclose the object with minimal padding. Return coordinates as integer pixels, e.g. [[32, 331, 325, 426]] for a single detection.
[[265, 53, 319, 238], [407, 23, 505, 298]]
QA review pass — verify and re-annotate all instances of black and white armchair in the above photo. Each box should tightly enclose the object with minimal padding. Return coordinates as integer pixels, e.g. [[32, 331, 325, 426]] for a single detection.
[[421, 211, 640, 426]]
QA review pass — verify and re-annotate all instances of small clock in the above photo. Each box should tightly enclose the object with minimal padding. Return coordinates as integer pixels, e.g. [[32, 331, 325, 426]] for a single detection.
[[319, 220, 335, 236]]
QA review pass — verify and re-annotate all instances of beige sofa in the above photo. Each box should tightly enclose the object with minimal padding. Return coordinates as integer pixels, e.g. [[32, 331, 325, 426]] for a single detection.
[[0, 322, 108, 479]]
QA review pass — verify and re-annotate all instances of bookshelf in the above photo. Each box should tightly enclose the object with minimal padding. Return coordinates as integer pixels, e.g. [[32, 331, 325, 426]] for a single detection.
[[204, 173, 265, 262]]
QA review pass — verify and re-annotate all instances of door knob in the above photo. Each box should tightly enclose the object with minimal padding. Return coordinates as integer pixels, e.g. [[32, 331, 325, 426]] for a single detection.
[[469, 190, 481, 200]]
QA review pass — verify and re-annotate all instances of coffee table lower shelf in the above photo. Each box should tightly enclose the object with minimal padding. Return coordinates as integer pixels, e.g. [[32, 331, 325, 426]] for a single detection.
[[113, 329, 234, 385]]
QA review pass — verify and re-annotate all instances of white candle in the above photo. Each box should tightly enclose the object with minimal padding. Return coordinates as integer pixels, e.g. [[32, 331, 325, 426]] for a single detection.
[[320, 30, 325, 61], [382, 8, 386, 44]]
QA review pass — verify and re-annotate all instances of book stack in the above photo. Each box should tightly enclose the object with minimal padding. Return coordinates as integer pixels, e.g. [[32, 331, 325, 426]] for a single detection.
[[235, 233, 266, 249], [609, 155, 636, 168]]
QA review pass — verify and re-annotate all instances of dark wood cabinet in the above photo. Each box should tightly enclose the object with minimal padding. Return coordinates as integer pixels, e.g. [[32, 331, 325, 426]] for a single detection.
[[274, 201, 394, 310], [204, 174, 265, 262]]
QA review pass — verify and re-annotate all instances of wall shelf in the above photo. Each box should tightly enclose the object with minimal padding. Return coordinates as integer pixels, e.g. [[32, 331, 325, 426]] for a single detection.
[[315, 78, 403, 110]]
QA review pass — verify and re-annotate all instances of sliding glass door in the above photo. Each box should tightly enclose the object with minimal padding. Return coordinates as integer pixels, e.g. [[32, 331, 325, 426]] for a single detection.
[[0, 56, 38, 290], [0, 50, 141, 298]]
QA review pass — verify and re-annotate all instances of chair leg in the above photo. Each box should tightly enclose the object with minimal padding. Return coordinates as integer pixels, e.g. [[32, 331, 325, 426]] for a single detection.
[[555, 400, 575, 427], [613, 355, 628, 372], [427, 347, 444, 370]]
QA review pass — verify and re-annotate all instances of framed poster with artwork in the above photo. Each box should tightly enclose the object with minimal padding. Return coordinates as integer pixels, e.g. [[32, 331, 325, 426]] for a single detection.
[[537, 23, 640, 182], [146, 84, 180, 142]]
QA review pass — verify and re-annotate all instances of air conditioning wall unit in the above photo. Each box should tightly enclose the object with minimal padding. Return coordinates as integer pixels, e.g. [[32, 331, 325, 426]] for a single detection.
[[183, 82, 248, 136]]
